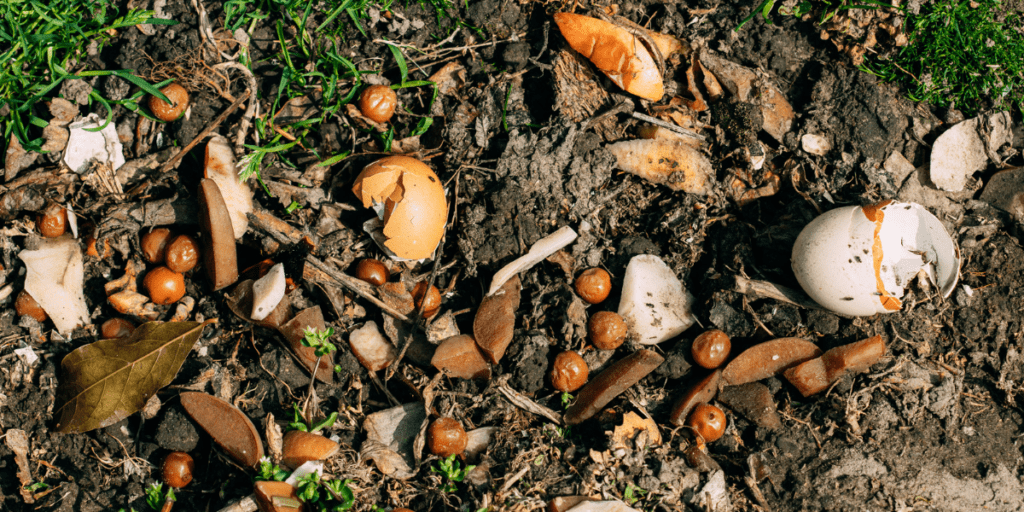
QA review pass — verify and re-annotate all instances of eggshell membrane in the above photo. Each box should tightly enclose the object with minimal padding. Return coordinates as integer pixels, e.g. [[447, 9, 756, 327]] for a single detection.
[[553, 13, 664, 101], [352, 157, 447, 260]]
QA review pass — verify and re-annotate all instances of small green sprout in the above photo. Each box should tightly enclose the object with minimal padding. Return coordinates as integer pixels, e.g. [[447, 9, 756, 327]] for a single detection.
[[255, 456, 289, 482], [288, 403, 338, 433], [301, 327, 337, 358], [296, 472, 355, 511], [431, 454, 476, 492], [624, 483, 648, 505]]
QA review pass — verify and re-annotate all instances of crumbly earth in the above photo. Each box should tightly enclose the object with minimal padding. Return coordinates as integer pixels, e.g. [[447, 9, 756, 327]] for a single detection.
[[0, 0, 1022, 511]]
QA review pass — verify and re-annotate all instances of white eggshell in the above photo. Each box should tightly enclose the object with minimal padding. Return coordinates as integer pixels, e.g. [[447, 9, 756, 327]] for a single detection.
[[617, 254, 696, 344], [251, 263, 285, 321], [792, 202, 960, 317]]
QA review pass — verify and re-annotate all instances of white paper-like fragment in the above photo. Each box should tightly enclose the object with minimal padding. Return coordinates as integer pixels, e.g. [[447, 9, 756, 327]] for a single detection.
[[488, 226, 577, 295], [14, 346, 38, 365], [66, 203, 78, 238], [206, 134, 253, 239], [18, 235, 90, 335], [693, 470, 730, 511], [63, 114, 126, 174], [349, 321, 398, 371], [251, 263, 285, 321], [617, 254, 695, 344]]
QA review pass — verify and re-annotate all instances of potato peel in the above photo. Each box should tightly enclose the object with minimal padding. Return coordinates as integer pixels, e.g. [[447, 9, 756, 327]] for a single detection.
[[606, 139, 714, 195]]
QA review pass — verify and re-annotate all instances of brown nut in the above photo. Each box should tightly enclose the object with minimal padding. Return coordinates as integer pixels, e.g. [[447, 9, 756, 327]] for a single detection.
[[162, 451, 194, 488], [686, 403, 726, 443], [588, 311, 627, 350], [358, 84, 398, 123], [550, 351, 589, 393], [691, 330, 731, 369], [15, 290, 47, 323], [412, 281, 441, 317], [144, 266, 186, 305], [165, 234, 200, 273], [142, 228, 175, 264], [149, 83, 190, 122], [574, 268, 612, 304], [426, 417, 467, 458], [100, 318, 136, 339], [354, 258, 389, 286], [37, 202, 67, 238]]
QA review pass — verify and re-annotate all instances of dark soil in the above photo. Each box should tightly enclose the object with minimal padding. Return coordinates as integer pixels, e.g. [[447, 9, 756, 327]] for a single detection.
[[1, 0, 1023, 511]]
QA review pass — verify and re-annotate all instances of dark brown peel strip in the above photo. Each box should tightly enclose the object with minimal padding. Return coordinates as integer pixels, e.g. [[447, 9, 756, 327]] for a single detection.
[[784, 335, 886, 397], [721, 337, 822, 386], [180, 392, 264, 467], [564, 349, 664, 425], [198, 178, 238, 291], [473, 276, 521, 364], [668, 369, 722, 426]]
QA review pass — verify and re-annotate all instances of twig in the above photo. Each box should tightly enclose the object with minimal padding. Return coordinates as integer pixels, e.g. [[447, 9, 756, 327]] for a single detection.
[[497, 380, 563, 425], [212, 62, 259, 153], [158, 91, 250, 174], [499, 465, 531, 494], [630, 112, 708, 142], [304, 256, 410, 322]]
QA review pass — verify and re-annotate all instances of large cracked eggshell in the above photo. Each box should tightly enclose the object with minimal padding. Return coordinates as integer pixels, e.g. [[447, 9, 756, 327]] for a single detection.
[[792, 201, 960, 317], [352, 156, 447, 260]]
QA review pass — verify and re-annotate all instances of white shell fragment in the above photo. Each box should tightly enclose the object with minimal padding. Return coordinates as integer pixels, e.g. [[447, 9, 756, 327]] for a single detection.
[[18, 235, 90, 335], [349, 321, 398, 372], [930, 112, 1012, 192], [250, 263, 285, 321], [617, 255, 696, 345], [792, 201, 961, 317], [606, 139, 714, 195], [205, 134, 253, 239], [801, 134, 831, 156], [62, 114, 126, 174], [488, 226, 577, 295]]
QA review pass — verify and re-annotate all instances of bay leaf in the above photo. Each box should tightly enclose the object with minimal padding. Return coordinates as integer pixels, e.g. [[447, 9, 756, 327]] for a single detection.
[[54, 320, 214, 433]]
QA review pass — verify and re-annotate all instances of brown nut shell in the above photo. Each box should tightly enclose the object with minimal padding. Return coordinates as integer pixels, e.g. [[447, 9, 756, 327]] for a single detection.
[[427, 417, 467, 458], [142, 228, 174, 264], [162, 451, 194, 488], [587, 311, 627, 350], [668, 369, 722, 426], [15, 290, 48, 323], [180, 391, 264, 467], [686, 403, 726, 443], [692, 330, 731, 369], [354, 258, 389, 286], [473, 276, 520, 364], [564, 349, 664, 425], [165, 234, 200, 273], [432, 334, 491, 380], [149, 83, 190, 122], [550, 351, 589, 393], [101, 318, 136, 339], [721, 337, 822, 386], [143, 266, 186, 305], [38, 202, 67, 238], [358, 84, 398, 123], [575, 268, 612, 304], [281, 430, 340, 470], [412, 281, 441, 317]]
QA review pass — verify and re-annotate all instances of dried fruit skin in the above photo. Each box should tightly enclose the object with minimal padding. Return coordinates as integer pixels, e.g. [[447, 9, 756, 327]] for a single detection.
[[15, 290, 48, 323], [427, 417, 467, 458], [354, 258, 389, 286], [575, 268, 612, 304], [784, 335, 886, 397], [165, 234, 200, 273], [358, 85, 398, 123], [550, 351, 589, 392], [100, 318, 135, 339], [149, 83, 190, 122], [412, 281, 441, 317], [38, 203, 67, 238], [162, 451, 194, 488], [588, 311, 627, 350], [142, 228, 174, 264], [281, 430, 340, 469], [686, 403, 726, 443], [669, 369, 722, 426], [473, 276, 521, 364], [431, 335, 491, 380], [692, 330, 731, 369], [180, 391, 264, 467], [721, 337, 822, 386], [144, 266, 186, 305], [564, 349, 664, 425]]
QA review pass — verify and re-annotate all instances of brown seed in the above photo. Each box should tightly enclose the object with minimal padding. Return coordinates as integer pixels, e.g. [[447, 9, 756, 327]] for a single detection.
[[427, 417, 468, 458], [354, 258, 389, 286], [784, 335, 886, 397], [358, 84, 398, 123], [587, 311, 627, 350], [432, 335, 492, 380], [691, 330, 731, 369], [721, 337, 823, 386], [564, 349, 664, 425], [412, 281, 441, 317], [668, 369, 722, 427], [165, 234, 200, 273], [550, 351, 589, 393], [281, 430, 340, 470], [161, 451, 194, 488], [148, 83, 190, 122], [101, 318, 136, 339], [574, 268, 612, 304], [144, 266, 186, 305], [142, 228, 175, 264], [37, 203, 67, 238], [686, 403, 726, 443], [179, 391, 264, 467], [473, 276, 521, 364], [15, 290, 47, 323]]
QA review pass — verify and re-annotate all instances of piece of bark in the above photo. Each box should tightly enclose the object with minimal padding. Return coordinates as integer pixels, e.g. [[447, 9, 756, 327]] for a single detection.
[[431, 335, 491, 380], [722, 338, 822, 386], [473, 276, 520, 364], [564, 349, 664, 425], [669, 369, 722, 426], [277, 306, 335, 383], [7, 429, 34, 504], [180, 392, 264, 467], [198, 179, 239, 290]]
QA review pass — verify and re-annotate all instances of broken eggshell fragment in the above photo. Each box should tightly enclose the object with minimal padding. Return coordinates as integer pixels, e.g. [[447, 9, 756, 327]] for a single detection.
[[18, 234, 90, 335], [349, 321, 398, 371], [352, 156, 447, 260], [553, 12, 664, 101], [617, 255, 696, 345], [606, 139, 714, 195], [791, 201, 961, 317]]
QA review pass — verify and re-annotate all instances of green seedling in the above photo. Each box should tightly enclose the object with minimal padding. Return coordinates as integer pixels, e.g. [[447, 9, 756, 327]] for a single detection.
[[624, 483, 648, 505], [431, 454, 476, 493], [144, 483, 173, 511], [289, 402, 339, 432], [255, 456, 289, 482], [23, 482, 48, 492], [296, 472, 355, 511]]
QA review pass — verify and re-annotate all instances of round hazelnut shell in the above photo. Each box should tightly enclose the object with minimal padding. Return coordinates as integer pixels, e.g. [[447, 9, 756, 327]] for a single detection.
[[686, 403, 726, 443], [15, 290, 47, 323], [575, 268, 612, 304], [144, 267, 186, 305], [149, 83, 190, 122], [162, 451, 195, 488], [142, 228, 175, 264], [101, 318, 136, 339], [355, 259, 389, 286], [426, 417, 467, 458], [165, 234, 200, 274], [587, 311, 627, 350], [358, 84, 398, 123], [691, 330, 731, 369], [550, 351, 588, 392], [37, 203, 67, 238]]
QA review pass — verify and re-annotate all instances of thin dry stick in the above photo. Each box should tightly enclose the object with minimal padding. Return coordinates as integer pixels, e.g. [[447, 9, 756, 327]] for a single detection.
[[304, 255, 410, 322], [158, 91, 250, 174], [497, 381, 564, 425], [630, 111, 708, 142], [212, 61, 259, 153]]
